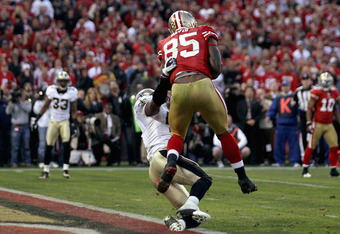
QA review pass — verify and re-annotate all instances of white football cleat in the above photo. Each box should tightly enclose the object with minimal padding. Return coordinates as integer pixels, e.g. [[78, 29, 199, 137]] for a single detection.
[[176, 204, 210, 224], [164, 215, 184, 231], [302, 172, 312, 178]]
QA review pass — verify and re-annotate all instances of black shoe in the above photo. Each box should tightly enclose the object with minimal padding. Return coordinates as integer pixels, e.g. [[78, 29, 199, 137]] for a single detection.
[[302, 167, 312, 178], [157, 164, 177, 193], [63, 170, 70, 179], [39, 172, 49, 179], [238, 177, 257, 194], [330, 168, 340, 177]]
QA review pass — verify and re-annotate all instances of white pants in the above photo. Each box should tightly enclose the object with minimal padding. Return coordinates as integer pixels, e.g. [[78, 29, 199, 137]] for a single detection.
[[70, 150, 97, 165]]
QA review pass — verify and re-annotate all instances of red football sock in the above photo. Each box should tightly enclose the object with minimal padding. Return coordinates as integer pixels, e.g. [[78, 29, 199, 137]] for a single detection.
[[218, 132, 242, 165], [167, 134, 183, 157], [329, 146, 338, 167], [302, 147, 314, 166]]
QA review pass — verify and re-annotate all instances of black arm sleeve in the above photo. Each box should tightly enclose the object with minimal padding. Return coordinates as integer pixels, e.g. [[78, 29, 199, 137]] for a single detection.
[[152, 78, 172, 106]]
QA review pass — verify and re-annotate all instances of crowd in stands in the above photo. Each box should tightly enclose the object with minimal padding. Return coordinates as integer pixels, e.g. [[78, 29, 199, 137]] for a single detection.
[[0, 0, 340, 167]]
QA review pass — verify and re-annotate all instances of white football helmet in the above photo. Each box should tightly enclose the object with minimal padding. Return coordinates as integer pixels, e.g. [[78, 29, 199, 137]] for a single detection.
[[56, 71, 70, 91], [135, 88, 154, 107], [318, 72, 333, 91], [168, 10, 197, 34]]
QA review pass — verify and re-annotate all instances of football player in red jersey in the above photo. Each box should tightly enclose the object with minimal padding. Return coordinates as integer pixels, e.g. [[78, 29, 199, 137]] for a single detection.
[[156, 10, 257, 222], [302, 72, 340, 178]]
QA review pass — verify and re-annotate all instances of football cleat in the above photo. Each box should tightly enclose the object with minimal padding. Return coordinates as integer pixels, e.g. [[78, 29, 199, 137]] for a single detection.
[[238, 177, 257, 194], [176, 207, 211, 224], [330, 168, 340, 177], [39, 172, 49, 179], [156, 165, 177, 193], [63, 170, 70, 179], [168, 10, 197, 34], [302, 172, 312, 178], [302, 167, 311, 178], [164, 215, 184, 231]]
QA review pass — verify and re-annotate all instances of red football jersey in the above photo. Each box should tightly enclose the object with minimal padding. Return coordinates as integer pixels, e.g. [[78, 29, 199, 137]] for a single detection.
[[310, 86, 339, 124], [157, 25, 218, 84]]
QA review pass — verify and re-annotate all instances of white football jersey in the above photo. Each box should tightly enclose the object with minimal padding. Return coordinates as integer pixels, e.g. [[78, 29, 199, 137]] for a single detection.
[[134, 100, 171, 162], [46, 85, 78, 121]]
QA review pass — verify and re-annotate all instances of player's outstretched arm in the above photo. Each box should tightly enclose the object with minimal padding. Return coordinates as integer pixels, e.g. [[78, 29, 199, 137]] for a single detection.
[[145, 57, 176, 116], [208, 37, 222, 79]]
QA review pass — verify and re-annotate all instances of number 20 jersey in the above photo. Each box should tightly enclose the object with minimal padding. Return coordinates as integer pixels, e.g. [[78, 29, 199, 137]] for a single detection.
[[310, 86, 339, 124], [46, 85, 78, 122], [157, 25, 218, 84]]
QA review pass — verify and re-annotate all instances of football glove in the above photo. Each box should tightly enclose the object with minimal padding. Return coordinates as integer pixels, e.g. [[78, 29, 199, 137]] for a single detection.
[[161, 57, 177, 78], [70, 119, 79, 137], [306, 121, 313, 134]]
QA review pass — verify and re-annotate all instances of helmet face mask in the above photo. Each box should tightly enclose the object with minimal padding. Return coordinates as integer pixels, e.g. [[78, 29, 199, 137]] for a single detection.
[[318, 72, 333, 91], [56, 71, 70, 91], [168, 10, 197, 34]]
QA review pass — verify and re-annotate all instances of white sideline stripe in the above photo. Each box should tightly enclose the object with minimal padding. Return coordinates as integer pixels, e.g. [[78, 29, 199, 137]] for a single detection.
[[210, 175, 336, 189], [0, 223, 100, 234], [0, 187, 223, 234]]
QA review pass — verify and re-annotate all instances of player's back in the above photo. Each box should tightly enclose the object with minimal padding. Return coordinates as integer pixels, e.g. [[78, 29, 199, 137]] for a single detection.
[[157, 25, 218, 83]]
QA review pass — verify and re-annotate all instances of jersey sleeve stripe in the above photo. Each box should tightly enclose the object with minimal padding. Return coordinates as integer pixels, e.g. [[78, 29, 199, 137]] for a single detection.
[[202, 31, 218, 40]]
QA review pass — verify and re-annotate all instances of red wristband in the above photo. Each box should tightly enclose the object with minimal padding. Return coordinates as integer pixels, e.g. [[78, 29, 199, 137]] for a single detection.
[[208, 43, 217, 46]]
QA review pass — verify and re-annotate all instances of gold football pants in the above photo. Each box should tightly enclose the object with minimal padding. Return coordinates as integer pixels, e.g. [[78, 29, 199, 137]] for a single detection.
[[46, 119, 70, 146], [308, 122, 338, 149], [169, 78, 228, 139]]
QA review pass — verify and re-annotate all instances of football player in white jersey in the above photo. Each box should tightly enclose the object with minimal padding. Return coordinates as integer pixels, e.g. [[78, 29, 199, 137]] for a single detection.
[[134, 58, 211, 232], [35, 71, 78, 179]]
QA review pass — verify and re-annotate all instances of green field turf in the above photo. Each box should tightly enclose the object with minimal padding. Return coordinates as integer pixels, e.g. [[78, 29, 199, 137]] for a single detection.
[[0, 166, 339, 233]]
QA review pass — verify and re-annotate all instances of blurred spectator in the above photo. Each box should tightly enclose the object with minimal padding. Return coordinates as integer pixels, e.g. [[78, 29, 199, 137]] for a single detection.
[[0, 62, 15, 87], [292, 40, 311, 64], [83, 87, 103, 116], [33, 89, 51, 168], [70, 110, 96, 166], [256, 87, 274, 165], [88, 57, 101, 79], [6, 88, 32, 167], [237, 86, 262, 164], [76, 66, 93, 93], [92, 102, 121, 166], [266, 81, 300, 167], [19, 63, 34, 87], [212, 114, 250, 168], [107, 80, 122, 117], [30, 0, 54, 20]]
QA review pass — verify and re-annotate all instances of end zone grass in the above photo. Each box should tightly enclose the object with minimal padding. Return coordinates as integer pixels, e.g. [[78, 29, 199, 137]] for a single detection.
[[0, 166, 339, 233]]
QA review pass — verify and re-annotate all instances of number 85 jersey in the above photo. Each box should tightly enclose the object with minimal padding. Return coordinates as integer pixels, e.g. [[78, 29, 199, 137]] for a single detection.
[[157, 25, 218, 84], [46, 85, 78, 122]]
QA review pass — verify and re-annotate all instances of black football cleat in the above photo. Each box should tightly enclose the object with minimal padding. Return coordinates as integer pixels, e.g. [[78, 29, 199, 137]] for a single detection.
[[39, 172, 49, 179], [156, 165, 177, 193], [164, 215, 184, 231], [330, 168, 340, 177], [63, 170, 70, 179]]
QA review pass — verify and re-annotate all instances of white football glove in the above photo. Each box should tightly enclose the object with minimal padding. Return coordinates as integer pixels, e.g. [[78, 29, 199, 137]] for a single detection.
[[161, 57, 177, 78]]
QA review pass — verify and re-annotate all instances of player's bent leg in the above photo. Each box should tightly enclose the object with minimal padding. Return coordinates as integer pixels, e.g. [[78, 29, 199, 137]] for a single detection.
[[149, 152, 189, 209]]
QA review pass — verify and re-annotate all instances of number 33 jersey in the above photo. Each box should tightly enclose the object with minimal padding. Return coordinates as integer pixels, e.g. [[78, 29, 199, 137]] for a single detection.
[[157, 25, 218, 84], [46, 85, 78, 122]]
